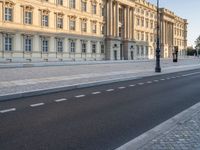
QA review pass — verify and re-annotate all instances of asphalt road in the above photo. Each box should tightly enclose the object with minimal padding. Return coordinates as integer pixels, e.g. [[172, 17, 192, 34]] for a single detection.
[[1, 69, 200, 150]]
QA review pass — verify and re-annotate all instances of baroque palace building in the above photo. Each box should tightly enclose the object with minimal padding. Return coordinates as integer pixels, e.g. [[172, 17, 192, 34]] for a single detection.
[[0, 0, 187, 62]]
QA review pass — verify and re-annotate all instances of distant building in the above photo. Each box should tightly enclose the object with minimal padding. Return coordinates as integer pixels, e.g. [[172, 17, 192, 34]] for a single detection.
[[0, 0, 187, 62]]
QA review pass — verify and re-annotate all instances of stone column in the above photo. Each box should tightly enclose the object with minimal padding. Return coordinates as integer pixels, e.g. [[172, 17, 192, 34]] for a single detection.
[[113, 3, 116, 37], [15, 33, 22, 52], [123, 6, 127, 39], [64, 38, 68, 53], [49, 37, 55, 53], [116, 2, 119, 37], [109, 0, 113, 36], [126, 6, 130, 39], [132, 8, 135, 40], [106, 1, 110, 36], [33, 35, 40, 53], [0, 2, 3, 22], [129, 8, 132, 39]]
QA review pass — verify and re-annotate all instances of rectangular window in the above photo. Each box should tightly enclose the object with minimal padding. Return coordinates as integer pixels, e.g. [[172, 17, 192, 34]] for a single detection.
[[119, 8, 123, 23], [69, 20, 76, 30], [119, 27, 122, 37], [57, 0, 63, 5], [101, 7, 104, 16], [92, 42, 96, 53], [70, 0, 76, 9], [57, 39, 63, 52], [70, 40, 76, 52], [4, 36, 12, 51], [5, 7, 12, 21], [146, 33, 149, 42], [81, 1, 87, 12], [92, 5, 96, 14], [137, 18, 140, 26], [42, 15, 48, 27], [101, 25, 104, 34], [25, 11, 32, 24], [42, 39, 48, 52], [141, 46, 144, 55], [81, 41, 86, 53], [92, 23, 96, 33], [101, 42, 104, 53], [137, 45, 139, 55], [141, 18, 144, 27], [57, 17, 63, 29], [24, 37, 32, 52], [81, 21, 87, 32]]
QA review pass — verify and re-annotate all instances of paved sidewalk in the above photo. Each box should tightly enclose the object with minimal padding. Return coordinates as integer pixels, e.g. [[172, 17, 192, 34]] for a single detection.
[[0, 58, 200, 101], [116, 102, 200, 150]]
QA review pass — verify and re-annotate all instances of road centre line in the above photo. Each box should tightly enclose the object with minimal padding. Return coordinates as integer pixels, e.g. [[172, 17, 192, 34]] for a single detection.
[[55, 98, 67, 102], [75, 95, 85, 98], [30, 103, 44, 107], [106, 89, 114, 92], [0, 108, 16, 113], [138, 83, 144, 85], [118, 87, 126, 89], [92, 91, 101, 95]]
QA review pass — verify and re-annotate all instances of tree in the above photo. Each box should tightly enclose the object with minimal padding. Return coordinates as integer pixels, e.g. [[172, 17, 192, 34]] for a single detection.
[[195, 35, 200, 51], [187, 47, 196, 56], [195, 36, 200, 56]]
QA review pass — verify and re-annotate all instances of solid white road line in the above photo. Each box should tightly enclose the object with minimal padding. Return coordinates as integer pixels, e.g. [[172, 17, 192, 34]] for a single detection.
[[0, 108, 16, 113], [118, 87, 126, 89], [30, 103, 44, 107], [129, 84, 136, 87], [92, 91, 101, 95], [182, 71, 200, 77], [106, 89, 114, 92], [75, 95, 85, 98], [55, 98, 67, 102]]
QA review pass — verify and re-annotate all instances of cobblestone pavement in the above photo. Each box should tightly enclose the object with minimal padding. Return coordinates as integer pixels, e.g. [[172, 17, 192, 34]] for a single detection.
[[141, 111, 200, 150], [116, 102, 200, 150], [0, 58, 200, 98]]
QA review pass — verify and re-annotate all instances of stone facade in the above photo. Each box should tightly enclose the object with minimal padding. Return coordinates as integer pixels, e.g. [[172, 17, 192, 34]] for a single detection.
[[0, 0, 187, 62]]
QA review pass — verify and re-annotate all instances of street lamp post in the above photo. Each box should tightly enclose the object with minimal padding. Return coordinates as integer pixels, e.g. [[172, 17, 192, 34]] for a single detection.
[[155, 0, 161, 72]]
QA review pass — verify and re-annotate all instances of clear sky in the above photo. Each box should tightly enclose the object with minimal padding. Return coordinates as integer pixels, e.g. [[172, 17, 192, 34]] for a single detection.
[[147, 0, 200, 47]]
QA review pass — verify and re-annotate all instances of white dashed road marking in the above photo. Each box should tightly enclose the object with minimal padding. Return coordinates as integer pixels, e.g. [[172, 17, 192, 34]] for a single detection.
[[138, 83, 144, 85], [129, 84, 136, 87], [55, 98, 67, 102], [75, 95, 85, 98], [154, 80, 159, 82], [92, 91, 101, 95], [106, 89, 114, 92], [30, 103, 44, 107], [118, 87, 126, 89], [160, 79, 165, 81], [0, 108, 16, 113], [147, 81, 152, 84]]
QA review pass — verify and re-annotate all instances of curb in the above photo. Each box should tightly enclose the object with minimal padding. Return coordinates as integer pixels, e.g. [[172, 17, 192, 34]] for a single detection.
[[0, 59, 151, 69], [1, 63, 200, 102], [116, 102, 200, 150], [0, 76, 141, 102]]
